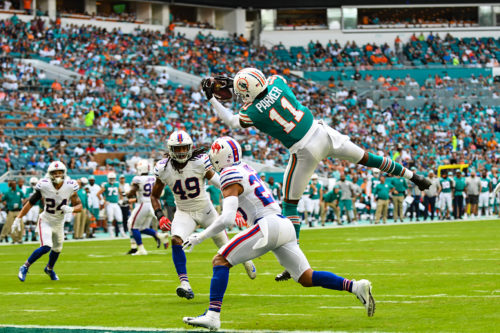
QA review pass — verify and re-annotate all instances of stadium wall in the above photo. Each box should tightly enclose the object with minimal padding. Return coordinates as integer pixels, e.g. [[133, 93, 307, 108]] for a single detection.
[[303, 67, 494, 85], [260, 28, 500, 48]]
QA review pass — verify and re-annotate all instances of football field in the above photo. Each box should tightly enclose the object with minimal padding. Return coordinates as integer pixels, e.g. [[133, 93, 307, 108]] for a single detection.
[[0, 219, 498, 333]]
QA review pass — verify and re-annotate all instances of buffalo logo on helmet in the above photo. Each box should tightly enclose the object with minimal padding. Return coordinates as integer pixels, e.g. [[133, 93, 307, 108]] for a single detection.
[[211, 142, 223, 154], [236, 78, 249, 92]]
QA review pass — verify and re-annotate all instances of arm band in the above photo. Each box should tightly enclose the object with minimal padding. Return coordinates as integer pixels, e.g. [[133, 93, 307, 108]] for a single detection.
[[29, 190, 42, 205], [155, 208, 164, 220], [210, 97, 242, 129]]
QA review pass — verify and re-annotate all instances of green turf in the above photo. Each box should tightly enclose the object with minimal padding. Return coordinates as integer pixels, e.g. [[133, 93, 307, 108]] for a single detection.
[[0, 220, 499, 332]]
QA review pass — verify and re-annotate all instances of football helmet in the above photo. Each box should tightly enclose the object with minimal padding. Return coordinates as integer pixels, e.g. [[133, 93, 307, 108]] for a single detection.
[[80, 177, 88, 185], [29, 177, 38, 186], [311, 173, 318, 180], [136, 159, 150, 175], [47, 161, 66, 185], [107, 172, 117, 183], [167, 130, 193, 163], [233, 68, 268, 103], [208, 137, 242, 172]]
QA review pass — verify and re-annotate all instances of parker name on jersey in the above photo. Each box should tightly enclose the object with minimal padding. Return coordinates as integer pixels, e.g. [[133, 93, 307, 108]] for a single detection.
[[154, 154, 213, 211]]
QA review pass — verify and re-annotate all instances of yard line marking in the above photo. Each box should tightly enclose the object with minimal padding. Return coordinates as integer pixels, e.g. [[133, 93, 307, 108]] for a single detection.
[[11, 310, 57, 312], [0, 325, 365, 333], [1, 291, 498, 299], [259, 313, 314, 316]]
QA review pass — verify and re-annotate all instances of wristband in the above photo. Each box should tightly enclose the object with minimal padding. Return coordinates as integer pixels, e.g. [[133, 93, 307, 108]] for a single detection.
[[155, 208, 164, 220]]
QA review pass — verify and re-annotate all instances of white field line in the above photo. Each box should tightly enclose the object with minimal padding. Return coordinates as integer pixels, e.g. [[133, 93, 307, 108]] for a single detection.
[[259, 313, 315, 316], [1, 291, 499, 299], [0, 324, 368, 333], [318, 306, 365, 309], [10, 310, 57, 312], [0, 218, 497, 247]]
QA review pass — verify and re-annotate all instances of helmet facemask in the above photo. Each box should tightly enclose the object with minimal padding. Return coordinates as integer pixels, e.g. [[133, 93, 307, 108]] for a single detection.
[[169, 144, 192, 163], [50, 170, 65, 185]]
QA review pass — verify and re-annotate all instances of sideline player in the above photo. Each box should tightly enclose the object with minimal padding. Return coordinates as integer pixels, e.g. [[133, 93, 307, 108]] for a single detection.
[[98, 172, 126, 237], [126, 159, 168, 255], [182, 137, 375, 330], [151, 130, 256, 300], [23, 177, 40, 241], [202, 69, 431, 280], [15, 161, 82, 281]]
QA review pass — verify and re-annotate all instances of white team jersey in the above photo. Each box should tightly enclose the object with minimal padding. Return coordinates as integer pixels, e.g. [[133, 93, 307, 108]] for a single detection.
[[154, 154, 213, 211], [220, 162, 281, 226], [35, 177, 79, 223], [131, 175, 155, 204]]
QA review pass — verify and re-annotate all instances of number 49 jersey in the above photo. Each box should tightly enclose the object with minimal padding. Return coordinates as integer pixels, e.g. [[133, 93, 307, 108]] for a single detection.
[[221, 162, 281, 226], [35, 177, 79, 224], [154, 154, 212, 212], [131, 175, 155, 204]]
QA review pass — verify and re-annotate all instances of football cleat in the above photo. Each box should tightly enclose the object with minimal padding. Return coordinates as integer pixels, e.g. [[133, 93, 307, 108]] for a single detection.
[[126, 248, 138, 255], [18, 265, 28, 282], [411, 173, 431, 191], [132, 248, 148, 256], [243, 260, 257, 279], [275, 270, 291, 282], [44, 266, 59, 281], [183, 310, 221, 331], [177, 284, 195, 300], [352, 279, 375, 317]]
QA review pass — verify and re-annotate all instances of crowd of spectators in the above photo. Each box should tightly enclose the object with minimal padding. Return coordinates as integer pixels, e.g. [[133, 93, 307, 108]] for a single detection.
[[0, 16, 497, 184]]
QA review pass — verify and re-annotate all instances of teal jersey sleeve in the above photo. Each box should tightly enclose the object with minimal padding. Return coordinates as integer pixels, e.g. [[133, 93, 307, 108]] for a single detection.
[[239, 75, 314, 148]]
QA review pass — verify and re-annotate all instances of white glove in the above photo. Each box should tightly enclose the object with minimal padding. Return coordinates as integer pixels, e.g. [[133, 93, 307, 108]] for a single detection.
[[495, 183, 500, 195], [182, 233, 203, 253], [11, 217, 22, 232], [60, 205, 74, 214]]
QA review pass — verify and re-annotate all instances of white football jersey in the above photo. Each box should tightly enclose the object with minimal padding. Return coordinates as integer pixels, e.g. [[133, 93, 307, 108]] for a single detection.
[[131, 175, 156, 203], [220, 162, 281, 226], [154, 154, 213, 211], [36, 177, 79, 223]]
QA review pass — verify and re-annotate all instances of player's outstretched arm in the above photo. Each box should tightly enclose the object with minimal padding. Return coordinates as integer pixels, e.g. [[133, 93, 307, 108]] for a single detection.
[[208, 97, 244, 129], [183, 184, 242, 251], [206, 169, 221, 189]]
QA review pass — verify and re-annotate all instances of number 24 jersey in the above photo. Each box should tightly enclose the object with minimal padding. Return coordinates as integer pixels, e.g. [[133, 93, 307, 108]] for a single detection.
[[35, 177, 79, 223], [154, 154, 212, 212]]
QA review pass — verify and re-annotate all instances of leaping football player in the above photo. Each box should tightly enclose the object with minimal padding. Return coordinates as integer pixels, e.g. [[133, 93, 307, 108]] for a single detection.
[[202, 68, 431, 281], [126, 160, 168, 255], [15, 161, 82, 281], [151, 130, 256, 300], [182, 137, 375, 331]]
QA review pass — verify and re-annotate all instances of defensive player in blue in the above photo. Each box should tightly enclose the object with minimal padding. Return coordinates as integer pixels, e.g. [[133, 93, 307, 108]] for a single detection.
[[14, 161, 82, 281], [202, 68, 431, 281], [182, 137, 375, 331]]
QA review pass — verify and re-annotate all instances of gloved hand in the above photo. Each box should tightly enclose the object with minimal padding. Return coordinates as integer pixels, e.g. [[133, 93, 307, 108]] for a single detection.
[[201, 78, 214, 100], [11, 217, 22, 232], [60, 205, 74, 214], [158, 216, 172, 232], [235, 211, 247, 228], [182, 233, 203, 252]]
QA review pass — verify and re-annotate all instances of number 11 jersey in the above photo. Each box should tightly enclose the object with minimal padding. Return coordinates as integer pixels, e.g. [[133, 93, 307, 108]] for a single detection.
[[154, 155, 213, 212], [238, 75, 314, 149]]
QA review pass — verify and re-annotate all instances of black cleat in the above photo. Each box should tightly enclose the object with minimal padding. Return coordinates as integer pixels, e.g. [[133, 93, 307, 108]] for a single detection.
[[411, 173, 431, 191], [275, 270, 291, 282], [126, 248, 137, 255]]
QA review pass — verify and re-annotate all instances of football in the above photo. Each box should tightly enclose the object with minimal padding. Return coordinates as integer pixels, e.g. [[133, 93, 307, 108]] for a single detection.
[[210, 77, 233, 101]]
